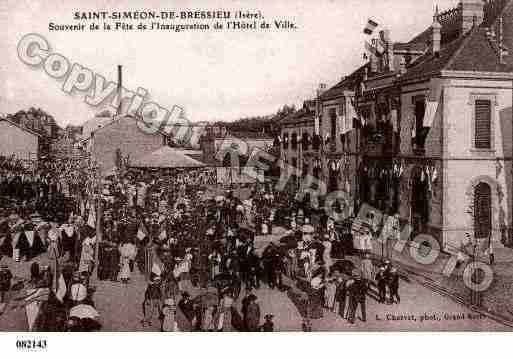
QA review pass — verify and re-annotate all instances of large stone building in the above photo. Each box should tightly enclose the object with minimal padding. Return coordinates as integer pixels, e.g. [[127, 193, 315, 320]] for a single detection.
[[281, 0, 513, 252], [279, 99, 317, 188], [83, 115, 168, 174], [355, 0, 513, 251]]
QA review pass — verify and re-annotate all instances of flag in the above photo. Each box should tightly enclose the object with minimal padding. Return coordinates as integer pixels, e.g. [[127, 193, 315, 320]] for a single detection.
[[391, 109, 398, 133], [152, 249, 164, 276], [363, 19, 379, 35], [137, 223, 148, 241], [423, 89, 441, 127], [364, 41, 379, 57], [375, 38, 386, 54], [152, 261, 162, 276], [87, 209, 96, 229], [348, 99, 358, 123], [55, 273, 67, 302]]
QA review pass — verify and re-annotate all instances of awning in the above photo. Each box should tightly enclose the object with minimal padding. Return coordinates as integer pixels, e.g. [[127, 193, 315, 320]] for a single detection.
[[130, 146, 206, 169]]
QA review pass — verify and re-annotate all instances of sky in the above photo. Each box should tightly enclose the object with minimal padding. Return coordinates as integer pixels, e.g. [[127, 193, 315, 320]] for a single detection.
[[0, 0, 457, 127]]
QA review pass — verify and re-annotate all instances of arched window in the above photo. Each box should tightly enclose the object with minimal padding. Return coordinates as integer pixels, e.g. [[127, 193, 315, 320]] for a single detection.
[[474, 182, 492, 239]]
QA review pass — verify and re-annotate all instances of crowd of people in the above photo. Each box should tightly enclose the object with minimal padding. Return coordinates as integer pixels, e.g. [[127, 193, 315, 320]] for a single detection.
[[0, 155, 89, 222], [0, 157, 405, 332]]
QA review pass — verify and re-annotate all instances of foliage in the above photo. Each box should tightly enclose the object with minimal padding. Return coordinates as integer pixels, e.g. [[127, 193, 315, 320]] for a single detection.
[[213, 104, 296, 136]]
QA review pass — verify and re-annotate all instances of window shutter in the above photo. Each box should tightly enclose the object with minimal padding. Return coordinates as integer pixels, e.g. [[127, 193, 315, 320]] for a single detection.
[[474, 182, 492, 238], [475, 100, 491, 149]]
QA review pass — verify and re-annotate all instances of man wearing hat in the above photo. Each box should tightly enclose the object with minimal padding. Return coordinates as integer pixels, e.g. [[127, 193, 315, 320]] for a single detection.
[[346, 271, 367, 324], [375, 266, 387, 303], [142, 274, 162, 327], [178, 291, 195, 323], [0, 263, 13, 304], [261, 314, 274, 332], [389, 267, 400, 304]]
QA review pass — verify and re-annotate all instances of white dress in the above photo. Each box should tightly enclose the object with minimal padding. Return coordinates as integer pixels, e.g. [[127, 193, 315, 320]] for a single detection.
[[322, 241, 333, 270]]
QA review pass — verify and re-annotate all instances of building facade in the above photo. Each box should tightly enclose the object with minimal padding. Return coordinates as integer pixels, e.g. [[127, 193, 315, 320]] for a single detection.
[[279, 100, 317, 188], [280, 0, 513, 252], [87, 115, 168, 174], [0, 119, 40, 161], [356, 0, 513, 251]]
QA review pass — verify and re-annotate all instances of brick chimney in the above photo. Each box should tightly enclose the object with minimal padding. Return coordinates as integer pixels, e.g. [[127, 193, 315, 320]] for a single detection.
[[432, 6, 442, 54], [460, 0, 484, 34]]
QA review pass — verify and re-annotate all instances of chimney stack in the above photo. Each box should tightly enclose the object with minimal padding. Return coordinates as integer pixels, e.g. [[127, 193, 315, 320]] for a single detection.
[[370, 53, 378, 73], [432, 6, 442, 54], [381, 29, 394, 72], [316, 83, 327, 98], [460, 0, 484, 34], [117, 65, 122, 116]]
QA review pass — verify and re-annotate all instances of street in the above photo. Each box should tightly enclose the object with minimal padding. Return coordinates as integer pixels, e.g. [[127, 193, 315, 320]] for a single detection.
[[1, 227, 509, 332]]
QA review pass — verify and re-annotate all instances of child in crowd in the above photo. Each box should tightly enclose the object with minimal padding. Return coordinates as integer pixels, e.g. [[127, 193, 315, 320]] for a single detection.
[[261, 314, 274, 332], [142, 274, 162, 327], [0, 264, 13, 304]]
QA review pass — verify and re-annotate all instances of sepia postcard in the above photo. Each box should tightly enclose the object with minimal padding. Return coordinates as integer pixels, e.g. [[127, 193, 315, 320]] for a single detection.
[[0, 0, 512, 340]]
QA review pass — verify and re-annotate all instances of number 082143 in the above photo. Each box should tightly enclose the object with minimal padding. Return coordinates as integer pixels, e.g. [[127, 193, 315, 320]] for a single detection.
[[15, 340, 47, 349]]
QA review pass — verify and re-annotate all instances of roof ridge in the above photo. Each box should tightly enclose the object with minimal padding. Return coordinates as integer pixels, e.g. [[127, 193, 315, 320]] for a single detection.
[[0, 118, 42, 137], [443, 29, 477, 70]]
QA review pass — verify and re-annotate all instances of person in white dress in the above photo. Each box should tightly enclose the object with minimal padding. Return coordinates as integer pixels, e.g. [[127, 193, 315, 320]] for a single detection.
[[119, 241, 137, 283]]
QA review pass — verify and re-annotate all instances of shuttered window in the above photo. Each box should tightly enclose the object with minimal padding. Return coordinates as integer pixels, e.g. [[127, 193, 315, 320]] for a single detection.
[[474, 182, 492, 239], [330, 108, 337, 139], [475, 100, 491, 149]]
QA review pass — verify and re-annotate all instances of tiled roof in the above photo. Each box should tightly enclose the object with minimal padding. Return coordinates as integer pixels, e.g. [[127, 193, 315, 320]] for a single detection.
[[0, 118, 42, 137], [320, 63, 369, 100], [227, 131, 273, 139], [280, 107, 315, 125], [446, 27, 513, 72], [394, 42, 427, 52], [400, 33, 469, 81], [400, 0, 513, 81], [130, 147, 206, 168], [401, 23, 513, 81]]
